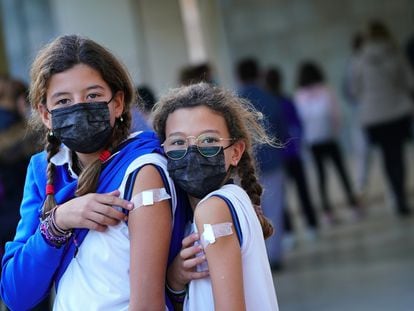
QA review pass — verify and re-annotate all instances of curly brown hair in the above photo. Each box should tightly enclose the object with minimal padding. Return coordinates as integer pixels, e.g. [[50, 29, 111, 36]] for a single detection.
[[152, 82, 274, 239]]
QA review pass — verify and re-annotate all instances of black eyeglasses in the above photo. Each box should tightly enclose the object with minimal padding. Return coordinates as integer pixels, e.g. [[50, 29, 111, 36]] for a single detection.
[[162, 133, 236, 160]]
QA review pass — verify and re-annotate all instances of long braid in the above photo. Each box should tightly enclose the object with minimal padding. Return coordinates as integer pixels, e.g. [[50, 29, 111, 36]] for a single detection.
[[238, 152, 274, 239], [76, 114, 131, 196], [42, 132, 61, 219]]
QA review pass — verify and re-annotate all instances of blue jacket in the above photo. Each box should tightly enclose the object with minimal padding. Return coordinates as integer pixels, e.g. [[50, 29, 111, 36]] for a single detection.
[[238, 84, 287, 172], [277, 95, 303, 160], [0, 131, 186, 310]]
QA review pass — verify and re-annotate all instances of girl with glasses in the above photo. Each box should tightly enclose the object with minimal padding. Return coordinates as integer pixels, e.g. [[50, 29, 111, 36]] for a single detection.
[[153, 82, 279, 310], [0, 35, 182, 310]]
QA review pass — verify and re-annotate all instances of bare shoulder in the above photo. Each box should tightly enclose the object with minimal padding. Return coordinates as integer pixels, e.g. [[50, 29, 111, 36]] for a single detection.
[[133, 164, 164, 190], [194, 195, 232, 226]]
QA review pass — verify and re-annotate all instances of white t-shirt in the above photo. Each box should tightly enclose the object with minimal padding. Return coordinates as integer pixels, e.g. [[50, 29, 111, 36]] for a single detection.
[[53, 153, 175, 311], [294, 84, 339, 144], [184, 184, 279, 311]]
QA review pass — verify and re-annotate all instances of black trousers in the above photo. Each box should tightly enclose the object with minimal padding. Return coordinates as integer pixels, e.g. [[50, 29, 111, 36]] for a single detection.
[[310, 140, 357, 212], [284, 156, 318, 232], [365, 116, 412, 214]]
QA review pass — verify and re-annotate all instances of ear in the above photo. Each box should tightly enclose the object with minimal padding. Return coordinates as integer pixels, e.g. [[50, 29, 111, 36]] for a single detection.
[[38, 103, 52, 130], [230, 139, 246, 166], [113, 91, 125, 118]]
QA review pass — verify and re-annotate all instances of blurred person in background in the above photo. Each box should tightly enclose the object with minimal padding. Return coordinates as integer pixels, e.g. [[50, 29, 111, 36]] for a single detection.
[[343, 32, 373, 199], [130, 84, 156, 132], [0, 77, 45, 310], [236, 57, 287, 270], [179, 62, 215, 86], [0, 78, 41, 257], [0, 75, 23, 260], [405, 20, 414, 75], [350, 20, 414, 217], [265, 66, 319, 244], [294, 61, 361, 224]]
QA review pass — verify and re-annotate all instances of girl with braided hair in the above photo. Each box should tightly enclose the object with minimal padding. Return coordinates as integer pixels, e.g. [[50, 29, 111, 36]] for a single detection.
[[1, 35, 183, 310], [153, 82, 279, 310]]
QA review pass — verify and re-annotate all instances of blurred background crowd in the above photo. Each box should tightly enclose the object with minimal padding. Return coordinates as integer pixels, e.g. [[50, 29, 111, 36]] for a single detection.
[[0, 0, 414, 310]]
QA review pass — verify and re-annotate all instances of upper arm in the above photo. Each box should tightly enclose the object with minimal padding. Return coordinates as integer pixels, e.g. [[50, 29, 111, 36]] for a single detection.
[[194, 196, 246, 311], [128, 164, 172, 310]]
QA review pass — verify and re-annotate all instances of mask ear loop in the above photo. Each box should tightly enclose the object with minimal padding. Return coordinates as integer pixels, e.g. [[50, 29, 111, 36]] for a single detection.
[[106, 93, 115, 105]]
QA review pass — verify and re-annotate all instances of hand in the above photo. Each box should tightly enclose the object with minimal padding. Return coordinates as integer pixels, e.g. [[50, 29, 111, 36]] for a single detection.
[[54, 190, 134, 231], [166, 233, 209, 291]]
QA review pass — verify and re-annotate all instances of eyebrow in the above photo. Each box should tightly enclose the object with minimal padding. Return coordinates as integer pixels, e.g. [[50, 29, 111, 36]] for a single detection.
[[168, 129, 221, 137], [50, 85, 106, 100]]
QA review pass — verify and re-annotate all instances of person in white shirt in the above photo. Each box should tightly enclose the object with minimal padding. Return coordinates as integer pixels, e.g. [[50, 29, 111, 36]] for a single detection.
[[153, 82, 279, 310], [294, 61, 361, 222]]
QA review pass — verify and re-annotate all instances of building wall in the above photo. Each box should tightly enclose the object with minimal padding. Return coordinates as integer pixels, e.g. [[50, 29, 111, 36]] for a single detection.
[[132, 0, 189, 94], [1, 0, 412, 98], [218, 0, 414, 94], [50, 0, 142, 85], [0, 0, 56, 82], [0, 0, 189, 95]]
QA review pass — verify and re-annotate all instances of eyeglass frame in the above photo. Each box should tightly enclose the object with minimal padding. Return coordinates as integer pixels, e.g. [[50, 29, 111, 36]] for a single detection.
[[162, 134, 237, 160]]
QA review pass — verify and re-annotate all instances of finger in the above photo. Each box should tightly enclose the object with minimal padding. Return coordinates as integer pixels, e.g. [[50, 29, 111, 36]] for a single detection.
[[182, 233, 200, 248], [182, 255, 206, 270], [93, 190, 134, 210], [105, 189, 121, 197], [97, 204, 129, 222], [87, 207, 121, 226], [96, 193, 134, 211], [188, 271, 209, 280], [83, 219, 108, 232], [180, 244, 203, 260]]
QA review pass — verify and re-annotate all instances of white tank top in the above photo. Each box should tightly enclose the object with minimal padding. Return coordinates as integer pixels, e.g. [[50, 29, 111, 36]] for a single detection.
[[53, 153, 175, 311], [184, 184, 279, 311]]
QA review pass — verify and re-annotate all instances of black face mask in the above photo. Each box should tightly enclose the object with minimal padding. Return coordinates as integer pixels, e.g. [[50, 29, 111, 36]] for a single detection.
[[51, 101, 112, 154], [167, 146, 228, 199]]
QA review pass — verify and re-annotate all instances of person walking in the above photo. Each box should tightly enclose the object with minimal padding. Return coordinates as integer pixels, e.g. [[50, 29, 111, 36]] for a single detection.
[[350, 20, 414, 216]]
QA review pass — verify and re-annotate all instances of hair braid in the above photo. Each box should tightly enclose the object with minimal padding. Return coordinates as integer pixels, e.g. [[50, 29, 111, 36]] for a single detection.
[[238, 152, 274, 239], [75, 116, 130, 196], [42, 132, 61, 219]]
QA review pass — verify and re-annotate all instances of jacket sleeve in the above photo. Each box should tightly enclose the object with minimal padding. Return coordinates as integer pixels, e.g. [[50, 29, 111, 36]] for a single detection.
[[1, 155, 65, 310]]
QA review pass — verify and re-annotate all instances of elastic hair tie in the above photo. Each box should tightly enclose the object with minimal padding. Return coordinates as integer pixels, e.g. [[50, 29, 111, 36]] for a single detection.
[[99, 150, 111, 163], [46, 184, 54, 195]]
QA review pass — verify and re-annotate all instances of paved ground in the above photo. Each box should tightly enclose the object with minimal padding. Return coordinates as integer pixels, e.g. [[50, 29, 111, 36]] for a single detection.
[[274, 147, 414, 311]]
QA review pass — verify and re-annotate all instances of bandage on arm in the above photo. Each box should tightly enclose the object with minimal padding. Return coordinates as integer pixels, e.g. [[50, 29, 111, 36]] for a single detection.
[[200, 222, 233, 249], [130, 188, 171, 211]]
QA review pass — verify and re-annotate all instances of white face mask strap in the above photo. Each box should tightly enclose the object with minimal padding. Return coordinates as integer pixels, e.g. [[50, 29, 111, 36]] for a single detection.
[[130, 188, 171, 212], [200, 222, 233, 249]]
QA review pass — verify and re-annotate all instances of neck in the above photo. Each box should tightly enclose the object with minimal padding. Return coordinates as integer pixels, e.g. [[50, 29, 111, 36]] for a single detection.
[[76, 150, 101, 168], [188, 196, 201, 211]]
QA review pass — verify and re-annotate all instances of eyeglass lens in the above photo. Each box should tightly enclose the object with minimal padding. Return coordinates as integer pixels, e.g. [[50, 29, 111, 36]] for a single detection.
[[164, 133, 226, 160]]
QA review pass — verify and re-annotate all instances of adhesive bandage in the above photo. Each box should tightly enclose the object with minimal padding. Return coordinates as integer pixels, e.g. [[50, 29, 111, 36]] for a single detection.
[[130, 188, 171, 211], [200, 222, 233, 248]]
